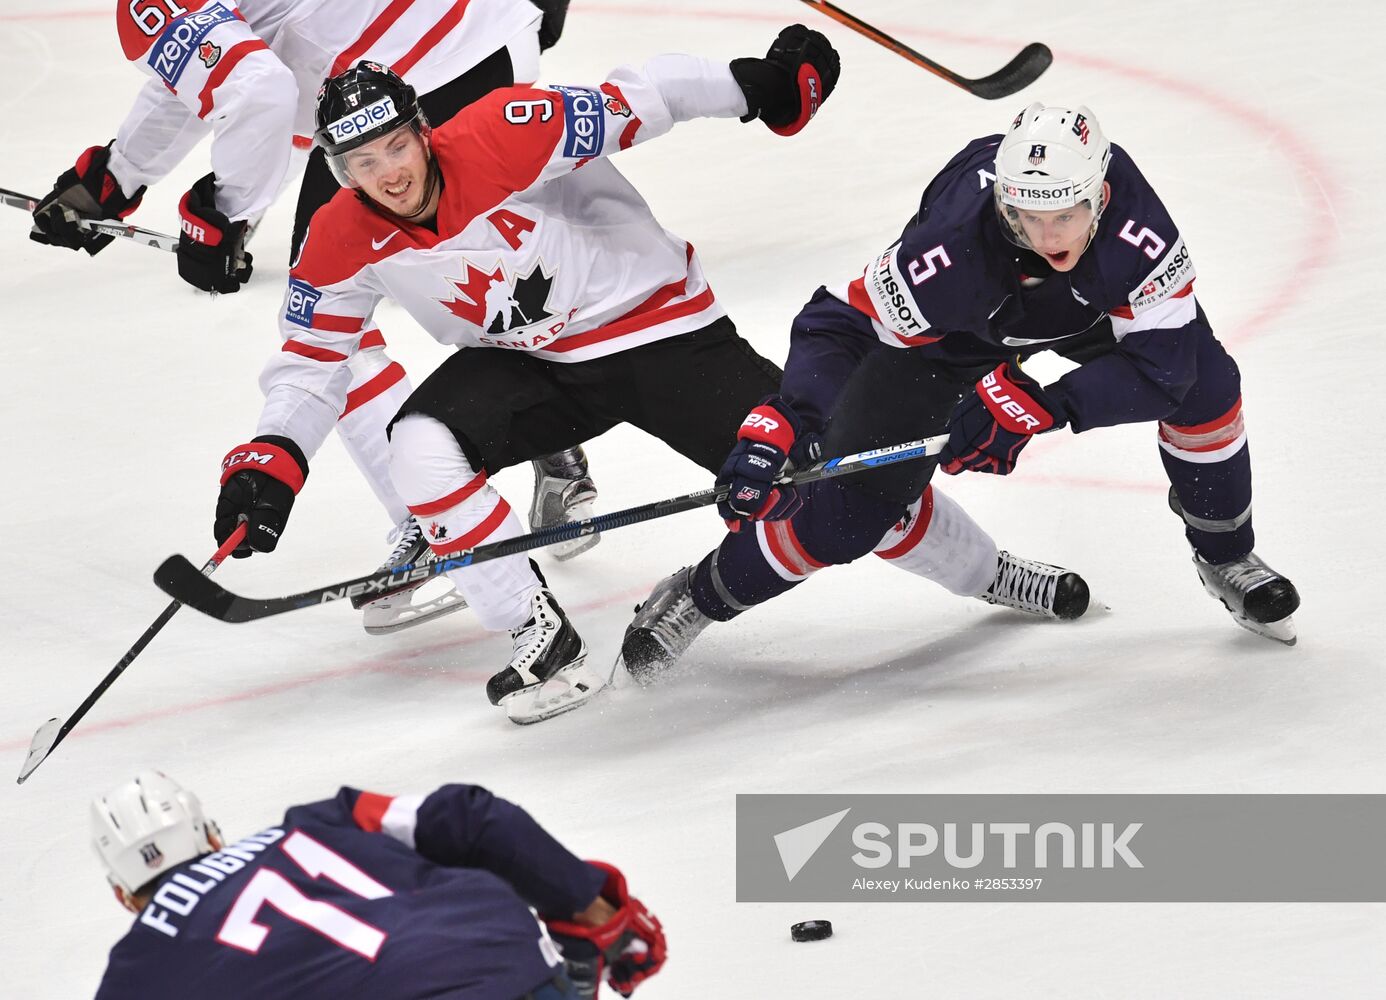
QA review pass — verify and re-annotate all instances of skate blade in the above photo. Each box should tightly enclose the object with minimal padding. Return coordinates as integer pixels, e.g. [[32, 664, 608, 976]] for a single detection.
[[362, 582, 469, 636], [503, 656, 607, 725], [1232, 612, 1297, 646]]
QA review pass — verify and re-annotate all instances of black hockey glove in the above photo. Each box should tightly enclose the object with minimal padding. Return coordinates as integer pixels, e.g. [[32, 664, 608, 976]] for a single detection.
[[529, 0, 570, 51], [730, 24, 840, 136], [178, 172, 254, 294], [215, 436, 309, 558], [939, 361, 1069, 476], [29, 142, 145, 255], [717, 396, 805, 531]]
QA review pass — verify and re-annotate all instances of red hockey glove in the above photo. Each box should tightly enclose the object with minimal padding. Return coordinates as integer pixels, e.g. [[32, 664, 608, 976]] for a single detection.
[[717, 396, 804, 532], [29, 142, 145, 255], [545, 862, 667, 998], [215, 436, 309, 558], [178, 172, 254, 293], [939, 361, 1067, 476], [730, 24, 840, 136]]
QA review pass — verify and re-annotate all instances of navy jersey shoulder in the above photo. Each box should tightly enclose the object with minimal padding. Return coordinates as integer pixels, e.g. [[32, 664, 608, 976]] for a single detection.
[[95, 785, 602, 1000], [1069, 142, 1197, 322]]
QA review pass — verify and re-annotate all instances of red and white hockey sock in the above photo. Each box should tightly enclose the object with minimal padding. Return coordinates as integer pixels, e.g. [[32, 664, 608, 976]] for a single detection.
[[873, 485, 999, 597], [389, 414, 541, 631]]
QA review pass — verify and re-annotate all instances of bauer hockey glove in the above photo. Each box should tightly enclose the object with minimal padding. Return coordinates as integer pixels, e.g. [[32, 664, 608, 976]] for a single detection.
[[730, 24, 840, 136], [546, 862, 667, 998], [717, 396, 805, 531], [29, 142, 145, 255], [939, 361, 1068, 476], [178, 173, 254, 294], [215, 436, 309, 558]]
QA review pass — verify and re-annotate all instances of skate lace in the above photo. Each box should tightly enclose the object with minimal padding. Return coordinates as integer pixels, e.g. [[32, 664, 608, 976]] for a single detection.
[[509, 595, 559, 677], [1213, 555, 1275, 594], [384, 519, 425, 566], [987, 552, 1059, 615]]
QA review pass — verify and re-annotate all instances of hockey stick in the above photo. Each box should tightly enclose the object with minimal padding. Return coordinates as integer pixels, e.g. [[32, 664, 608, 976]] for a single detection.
[[154, 435, 949, 623], [797, 0, 1052, 100], [16, 525, 246, 785], [2, 186, 178, 252]]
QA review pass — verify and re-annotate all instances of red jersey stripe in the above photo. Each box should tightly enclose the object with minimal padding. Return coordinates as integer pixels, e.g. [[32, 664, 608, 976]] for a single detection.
[[393, 0, 472, 77], [197, 39, 270, 118], [352, 791, 394, 832], [547, 286, 715, 354], [311, 312, 366, 334], [408, 472, 489, 517], [332, 0, 416, 76], [341, 362, 407, 418], [283, 340, 349, 362], [846, 276, 880, 322], [359, 328, 387, 350], [429, 498, 512, 554]]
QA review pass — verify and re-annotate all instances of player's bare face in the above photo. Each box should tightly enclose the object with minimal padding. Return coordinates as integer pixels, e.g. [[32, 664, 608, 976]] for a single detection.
[[345, 129, 436, 220], [1017, 203, 1094, 271]]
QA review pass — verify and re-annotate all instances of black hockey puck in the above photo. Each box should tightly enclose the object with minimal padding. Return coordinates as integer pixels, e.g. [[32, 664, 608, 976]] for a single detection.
[[790, 920, 833, 942]]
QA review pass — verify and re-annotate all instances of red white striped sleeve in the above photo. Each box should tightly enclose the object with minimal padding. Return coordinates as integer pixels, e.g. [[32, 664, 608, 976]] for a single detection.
[[350, 791, 427, 849], [119, 2, 295, 222]]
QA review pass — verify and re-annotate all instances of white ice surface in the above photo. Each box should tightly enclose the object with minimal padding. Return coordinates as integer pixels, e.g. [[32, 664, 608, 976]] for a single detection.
[[2, 2, 1384, 997]]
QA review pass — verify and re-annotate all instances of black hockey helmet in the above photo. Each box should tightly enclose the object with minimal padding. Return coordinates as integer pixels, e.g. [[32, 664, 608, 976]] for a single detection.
[[314, 60, 430, 186]]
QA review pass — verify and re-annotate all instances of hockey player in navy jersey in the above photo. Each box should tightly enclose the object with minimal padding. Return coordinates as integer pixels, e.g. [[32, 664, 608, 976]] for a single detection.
[[620, 102, 1301, 676], [211, 38, 1091, 726], [92, 770, 666, 999]]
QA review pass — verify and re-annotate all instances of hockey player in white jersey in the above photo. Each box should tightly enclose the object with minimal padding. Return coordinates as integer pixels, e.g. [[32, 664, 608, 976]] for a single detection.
[[210, 32, 1089, 725], [28, 0, 594, 634]]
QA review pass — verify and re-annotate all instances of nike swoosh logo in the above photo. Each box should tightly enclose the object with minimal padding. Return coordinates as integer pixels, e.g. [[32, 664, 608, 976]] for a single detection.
[[371, 230, 401, 251]]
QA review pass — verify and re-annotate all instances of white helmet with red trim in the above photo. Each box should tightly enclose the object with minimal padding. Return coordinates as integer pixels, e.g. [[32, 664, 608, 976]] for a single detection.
[[994, 102, 1112, 250], [92, 770, 221, 895]]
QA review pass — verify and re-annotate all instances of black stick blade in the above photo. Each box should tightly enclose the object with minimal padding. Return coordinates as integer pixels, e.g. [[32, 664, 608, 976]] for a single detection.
[[966, 42, 1053, 100], [154, 555, 244, 620]]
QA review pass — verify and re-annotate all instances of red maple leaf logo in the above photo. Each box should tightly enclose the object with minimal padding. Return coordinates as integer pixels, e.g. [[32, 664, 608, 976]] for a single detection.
[[439, 261, 505, 326]]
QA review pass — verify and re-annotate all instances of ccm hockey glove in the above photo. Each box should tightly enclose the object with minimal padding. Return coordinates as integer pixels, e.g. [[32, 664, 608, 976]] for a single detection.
[[545, 862, 667, 998], [215, 436, 309, 558], [29, 142, 145, 255], [730, 24, 840, 136], [178, 173, 254, 293], [717, 396, 804, 531], [939, 361, 1068, 476]]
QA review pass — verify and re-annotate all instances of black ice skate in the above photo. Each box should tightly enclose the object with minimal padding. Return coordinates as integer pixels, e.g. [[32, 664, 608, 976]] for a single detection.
[[486, 588, 603, 724], [530, 447, 600, 561], [352, 518, 467, 635], [1193, 552, 1299, 645], [617, 567, 713, 684], [980, 550, 1090, 620]]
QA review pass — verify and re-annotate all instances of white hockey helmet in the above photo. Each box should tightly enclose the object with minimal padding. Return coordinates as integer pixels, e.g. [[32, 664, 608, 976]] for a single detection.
[[92, 770, 220, 895], [994, 102, 1112, 251]]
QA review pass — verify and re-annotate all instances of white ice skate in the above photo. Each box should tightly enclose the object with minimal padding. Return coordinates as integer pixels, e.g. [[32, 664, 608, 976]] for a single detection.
[[353, 519, 468, 635], [486, 588, 605, 725], [530, 447, 601, 561], [616, 567, 713, 684], [980, 551, 1090, 620], [1193, 551, 1300, 645]]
